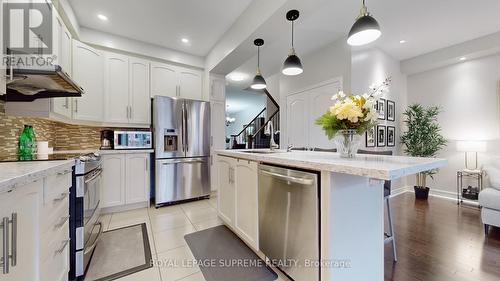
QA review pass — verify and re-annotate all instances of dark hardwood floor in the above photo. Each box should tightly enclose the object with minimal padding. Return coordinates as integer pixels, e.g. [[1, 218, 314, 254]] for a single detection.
[[384, 193, 500, 281]]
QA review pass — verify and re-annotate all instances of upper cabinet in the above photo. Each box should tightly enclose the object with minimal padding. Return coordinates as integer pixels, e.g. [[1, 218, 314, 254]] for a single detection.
[[151, 62, 203, 100], [104, 52, 130, 123], [72, 40, 104, 122], [151, 62, 178, 97], [103, 53, 150, 125], [129, 58, 151, 124], [210, 75, 226, 102]]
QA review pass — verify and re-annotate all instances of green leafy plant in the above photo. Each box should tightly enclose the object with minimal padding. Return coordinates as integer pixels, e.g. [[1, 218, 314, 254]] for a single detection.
[[400, 104, 447, 189]]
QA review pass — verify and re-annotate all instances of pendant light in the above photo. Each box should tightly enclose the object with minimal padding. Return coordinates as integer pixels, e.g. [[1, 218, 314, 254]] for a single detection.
[[251, 38, 267, 90], [347, 0, 381, 46], [282, 9, 303, 76]]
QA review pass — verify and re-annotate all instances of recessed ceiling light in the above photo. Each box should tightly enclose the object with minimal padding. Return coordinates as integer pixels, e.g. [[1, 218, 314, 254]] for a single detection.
[[181, 38, 189, 44], [399, 40, 406, 44], [226, 72, 248, 82], [97, 14, 108, 21], [459, 57, 466, 61]]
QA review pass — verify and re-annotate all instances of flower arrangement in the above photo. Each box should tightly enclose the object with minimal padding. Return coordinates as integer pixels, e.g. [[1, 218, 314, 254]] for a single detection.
[[315, 77, 391, 139]]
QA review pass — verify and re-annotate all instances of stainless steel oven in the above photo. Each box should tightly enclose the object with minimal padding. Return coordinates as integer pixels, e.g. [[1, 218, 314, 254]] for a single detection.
[[72, 153, 103, 278]]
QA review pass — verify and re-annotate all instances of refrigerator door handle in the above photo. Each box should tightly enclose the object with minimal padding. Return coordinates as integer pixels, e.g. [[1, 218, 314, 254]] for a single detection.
[[181, 103, 186, 153], [184, 102, 189, 152]]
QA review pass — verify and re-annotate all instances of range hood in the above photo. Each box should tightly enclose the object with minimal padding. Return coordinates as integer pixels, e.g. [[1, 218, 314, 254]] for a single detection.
[[5, 65, 84, 102]]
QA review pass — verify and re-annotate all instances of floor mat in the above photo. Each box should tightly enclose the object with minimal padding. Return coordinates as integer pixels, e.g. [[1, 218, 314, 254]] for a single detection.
[[85, 223, 152, 281], [184, 225, 277, 281]]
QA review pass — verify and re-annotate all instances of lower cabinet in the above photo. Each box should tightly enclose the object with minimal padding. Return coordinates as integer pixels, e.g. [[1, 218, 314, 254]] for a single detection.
[[0, 166, 72, 281], [217, 156, 259, 250], [101, 153, 150, 209]]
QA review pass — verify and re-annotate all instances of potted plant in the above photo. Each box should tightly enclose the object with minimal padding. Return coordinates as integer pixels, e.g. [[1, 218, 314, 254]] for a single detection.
[[400, 104, 447, 199], [315, 78, 390, 158]]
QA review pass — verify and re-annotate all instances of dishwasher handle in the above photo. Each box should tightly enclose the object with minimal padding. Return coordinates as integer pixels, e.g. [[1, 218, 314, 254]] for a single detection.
[[259, 170, 314, 185]]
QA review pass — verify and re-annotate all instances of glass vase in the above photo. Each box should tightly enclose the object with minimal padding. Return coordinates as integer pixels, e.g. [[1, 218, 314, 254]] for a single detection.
[[334, 129, 362, 158]]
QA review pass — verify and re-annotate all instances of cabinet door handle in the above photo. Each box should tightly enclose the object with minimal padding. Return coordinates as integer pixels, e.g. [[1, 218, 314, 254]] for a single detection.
[[130, 106, 133, 120], [55, 215, 70, 229], [10, 213, 16, 267], [75, 100, 78, 113], [54, 191, 70, 202], [2, 217, 9, 274], [57, 169, 72, 176], [55, 239, 70, 254]]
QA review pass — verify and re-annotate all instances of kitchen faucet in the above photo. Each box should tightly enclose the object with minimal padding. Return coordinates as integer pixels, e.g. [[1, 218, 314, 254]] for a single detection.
[[265, 122, 279, 151]]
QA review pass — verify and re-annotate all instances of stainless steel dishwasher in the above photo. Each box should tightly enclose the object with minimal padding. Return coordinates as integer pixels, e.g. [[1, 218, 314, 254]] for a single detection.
[[258, 164, 319, 281]]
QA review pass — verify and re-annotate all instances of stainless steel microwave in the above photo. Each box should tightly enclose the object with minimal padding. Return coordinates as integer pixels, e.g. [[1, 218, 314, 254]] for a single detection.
[[114, 131, 152, 149]]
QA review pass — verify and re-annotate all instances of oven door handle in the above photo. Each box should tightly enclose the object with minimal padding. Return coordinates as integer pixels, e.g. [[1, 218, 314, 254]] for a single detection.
[[84, 168, 102, 184], [83, 222, 103, 255]]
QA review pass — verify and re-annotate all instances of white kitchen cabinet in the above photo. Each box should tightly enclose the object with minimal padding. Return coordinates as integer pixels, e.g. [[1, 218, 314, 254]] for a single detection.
[[101, 153, 150, 210], [285, 79, 342, 149], [129, 58, 151, 124], [150, 62, 203, 100], [125, 154, 150, 204], [101, 154, 126, 208], [209, 74, 226, 102], [150, 62, 178, 97], [0, 180, 41, 281], [217, 156, 236, 225], [235, 160, 259, 250], [210, 101, 226, 191], [72, 40, 104, 122], [178, 67, 203, 100], [104, 52, 130, 123]]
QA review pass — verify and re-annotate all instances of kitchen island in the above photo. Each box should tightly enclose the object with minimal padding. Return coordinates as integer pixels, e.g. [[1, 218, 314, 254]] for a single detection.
[[214, 149, 447, 281]]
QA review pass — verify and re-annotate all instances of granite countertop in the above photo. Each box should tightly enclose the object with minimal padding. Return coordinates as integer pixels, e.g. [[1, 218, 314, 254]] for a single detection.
[[215, 149, 447, 181], [0, 160, 75, 194]]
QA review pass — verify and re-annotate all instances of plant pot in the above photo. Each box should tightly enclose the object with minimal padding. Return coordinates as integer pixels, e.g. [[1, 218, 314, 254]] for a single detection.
[[414, 186, 430, 200], [334, 129, 362, 158]]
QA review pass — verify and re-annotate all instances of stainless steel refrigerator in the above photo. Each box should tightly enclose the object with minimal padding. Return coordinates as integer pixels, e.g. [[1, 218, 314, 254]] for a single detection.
[[153, 96, 211, 206]]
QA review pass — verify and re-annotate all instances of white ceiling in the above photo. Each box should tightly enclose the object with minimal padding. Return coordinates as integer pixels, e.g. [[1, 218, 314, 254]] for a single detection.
[[223, 0, 500, 87], [68, 0, 252, 56]]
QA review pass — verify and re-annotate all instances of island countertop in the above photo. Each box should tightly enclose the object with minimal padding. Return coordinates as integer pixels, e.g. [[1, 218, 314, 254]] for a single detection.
[[0, 160, 75, 193], [215, 149, 447, 180]]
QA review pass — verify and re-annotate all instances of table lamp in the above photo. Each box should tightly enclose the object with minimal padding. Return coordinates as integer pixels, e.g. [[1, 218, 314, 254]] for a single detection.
[[456, 140, 487, 170]]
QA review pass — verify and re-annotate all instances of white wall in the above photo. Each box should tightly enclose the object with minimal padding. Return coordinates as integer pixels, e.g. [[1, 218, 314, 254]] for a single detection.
[[278, 38, 352, 148], [407, 54, 500, 196], [226, 99, 267, 137]]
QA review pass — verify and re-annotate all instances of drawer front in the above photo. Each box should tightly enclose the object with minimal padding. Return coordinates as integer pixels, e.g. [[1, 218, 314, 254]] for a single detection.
[[41, 220, 70, 262], [40, 230, 70, 281], [41, 196, 69, 235], [45, 169, 72, 204]]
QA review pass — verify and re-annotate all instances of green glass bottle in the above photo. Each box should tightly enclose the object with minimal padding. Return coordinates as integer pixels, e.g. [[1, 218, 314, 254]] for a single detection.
[[18, 125, 32, 160], [28, 125, 37, 156]]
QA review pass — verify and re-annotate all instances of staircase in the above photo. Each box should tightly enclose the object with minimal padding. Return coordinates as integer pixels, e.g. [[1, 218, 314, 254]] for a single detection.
[[229, 89, 279, 149]]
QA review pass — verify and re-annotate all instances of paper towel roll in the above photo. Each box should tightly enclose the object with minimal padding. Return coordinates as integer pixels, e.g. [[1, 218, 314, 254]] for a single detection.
[[37, 141, 49, 155]]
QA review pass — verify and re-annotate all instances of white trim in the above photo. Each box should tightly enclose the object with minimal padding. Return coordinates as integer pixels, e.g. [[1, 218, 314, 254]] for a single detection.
[[396, 185, 460, 202]]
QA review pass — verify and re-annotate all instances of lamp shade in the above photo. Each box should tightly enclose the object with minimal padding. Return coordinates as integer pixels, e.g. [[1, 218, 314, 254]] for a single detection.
[[456, 141, 487, 152], [347, 15, 381, 46], [282, 53, 303, 76], [250, 73, 267, 90]]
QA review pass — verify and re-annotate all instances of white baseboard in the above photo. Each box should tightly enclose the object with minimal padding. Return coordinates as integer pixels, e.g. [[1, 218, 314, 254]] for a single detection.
[[394, 185, 459, 202]]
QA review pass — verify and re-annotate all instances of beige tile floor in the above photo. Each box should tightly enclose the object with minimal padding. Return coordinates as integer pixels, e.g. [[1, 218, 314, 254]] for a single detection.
[[91, 196, 289, 281]]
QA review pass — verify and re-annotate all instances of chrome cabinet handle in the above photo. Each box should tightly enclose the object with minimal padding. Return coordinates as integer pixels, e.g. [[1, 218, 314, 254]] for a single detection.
[[75, 100, 78, 113], [11, 214, 16, 267], [54, 191, 70, 202], [2, 217, 9, 274], [55, 215, 70, 229], [55, 239, 70, 254], [57, 169, 71, 176]]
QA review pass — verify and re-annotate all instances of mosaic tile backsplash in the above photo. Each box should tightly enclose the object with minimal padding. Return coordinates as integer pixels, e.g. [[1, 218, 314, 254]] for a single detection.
[[0, 101, 104, 157]]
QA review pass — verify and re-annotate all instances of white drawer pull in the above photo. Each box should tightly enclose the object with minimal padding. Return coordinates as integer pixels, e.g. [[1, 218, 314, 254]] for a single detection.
[[55, 216, 70, 229], [57, 170, 72, 176], [55, 239, 70, 254], [53, 192, 70, 202]]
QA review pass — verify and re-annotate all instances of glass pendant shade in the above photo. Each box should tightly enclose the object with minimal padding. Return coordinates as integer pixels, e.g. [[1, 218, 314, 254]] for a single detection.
[[282, 51, 303, 76], [251, 72, 267, 90], [347, 14, 381, 46]]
